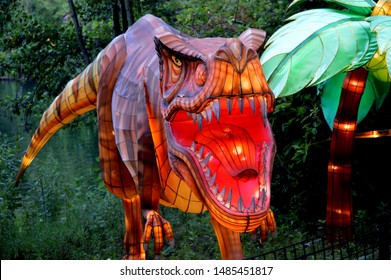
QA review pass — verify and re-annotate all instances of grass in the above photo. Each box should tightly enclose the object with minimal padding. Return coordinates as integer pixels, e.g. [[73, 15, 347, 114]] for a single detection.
[[3, 131, 384, 260], [0, 131, 305, 260]]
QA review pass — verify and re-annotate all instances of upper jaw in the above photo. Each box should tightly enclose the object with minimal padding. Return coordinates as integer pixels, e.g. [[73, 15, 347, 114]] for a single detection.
[[161, 57, 275, 121], [165, 93, 276, 223]]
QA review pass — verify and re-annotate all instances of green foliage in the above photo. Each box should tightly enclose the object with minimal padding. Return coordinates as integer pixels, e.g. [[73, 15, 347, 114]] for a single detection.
[[289, 0, 376, 15], [0, 0, 113, 120], [75, 0, 116, 57], [0, 131, 124, 259], [25, 0, 69, 25], [154, 0, 289, 38], [0, 132, 24, 258], [261, 8, 378, 98], [268, 89, 331, 225], [0, 0, 291, 118], [160, 208, 220, 259]]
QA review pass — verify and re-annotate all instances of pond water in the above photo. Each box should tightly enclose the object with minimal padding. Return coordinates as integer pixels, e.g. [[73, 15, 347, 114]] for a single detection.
[[0, 80, 99, 182]]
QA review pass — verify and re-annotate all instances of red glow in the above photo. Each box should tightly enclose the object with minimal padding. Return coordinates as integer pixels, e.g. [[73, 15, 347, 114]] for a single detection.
[[168, 96, 275, 215]]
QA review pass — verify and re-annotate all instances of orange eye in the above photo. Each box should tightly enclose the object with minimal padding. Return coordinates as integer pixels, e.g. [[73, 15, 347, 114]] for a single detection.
[[171, 55, 182, 67]]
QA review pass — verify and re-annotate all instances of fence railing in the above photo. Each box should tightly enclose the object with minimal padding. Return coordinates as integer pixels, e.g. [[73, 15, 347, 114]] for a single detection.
[[247, 214, 390, 260]]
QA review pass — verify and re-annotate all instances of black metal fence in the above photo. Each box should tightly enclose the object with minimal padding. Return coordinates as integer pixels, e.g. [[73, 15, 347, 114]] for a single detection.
[[247, 214, 390, 260]]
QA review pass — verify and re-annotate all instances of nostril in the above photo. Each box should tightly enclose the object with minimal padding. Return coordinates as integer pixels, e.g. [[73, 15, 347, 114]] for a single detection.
[[215, 49, 230, 63], [234, 169, 258, 182]]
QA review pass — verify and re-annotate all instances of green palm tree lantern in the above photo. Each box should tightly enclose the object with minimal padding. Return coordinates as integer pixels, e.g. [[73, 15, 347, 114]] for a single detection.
[[261, 0, 391, 237]]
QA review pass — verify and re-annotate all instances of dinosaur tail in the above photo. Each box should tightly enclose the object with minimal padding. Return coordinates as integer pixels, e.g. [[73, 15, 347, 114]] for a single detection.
[[15, 53, 103, 185]]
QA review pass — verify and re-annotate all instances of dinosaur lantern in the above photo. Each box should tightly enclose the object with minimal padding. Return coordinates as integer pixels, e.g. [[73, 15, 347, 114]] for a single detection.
[[16, 15, 277, 260]]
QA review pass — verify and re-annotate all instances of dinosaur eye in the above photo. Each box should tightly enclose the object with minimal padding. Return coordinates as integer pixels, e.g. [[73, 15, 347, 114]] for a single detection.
[[171, 55, 182, 67], [170, 55, 182, 83]]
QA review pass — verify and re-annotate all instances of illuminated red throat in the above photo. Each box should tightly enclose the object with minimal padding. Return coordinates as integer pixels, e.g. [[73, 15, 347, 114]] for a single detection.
[[169, 95, 275, 215]]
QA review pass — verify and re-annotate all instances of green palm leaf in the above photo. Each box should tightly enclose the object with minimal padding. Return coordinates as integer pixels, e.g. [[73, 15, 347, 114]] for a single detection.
[[289, 0, 375, 15], [367, 16, 391, 75], [326, 0, 375, 15], [261, 9, 378, 98]]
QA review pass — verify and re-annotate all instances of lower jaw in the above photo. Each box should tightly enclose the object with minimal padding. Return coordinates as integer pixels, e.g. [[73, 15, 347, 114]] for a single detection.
[[205, 197, 270, 233], [189, 153, 271, 233], [168, 145, 270, 233]]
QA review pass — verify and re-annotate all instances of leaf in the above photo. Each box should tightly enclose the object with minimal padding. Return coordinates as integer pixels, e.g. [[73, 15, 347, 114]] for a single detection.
[[288, 0, 375, 15], [318, 71, 390, 130], [325, 0, 375, 15], [261, 9, 378, 98], [388, 48, 391, 76], [367, 16, 391, 54], [367, 16, 391, 76]]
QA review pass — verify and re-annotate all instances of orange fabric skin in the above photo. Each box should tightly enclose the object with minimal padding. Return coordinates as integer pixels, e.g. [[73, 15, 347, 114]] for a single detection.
[[16, 15, 277, 259]]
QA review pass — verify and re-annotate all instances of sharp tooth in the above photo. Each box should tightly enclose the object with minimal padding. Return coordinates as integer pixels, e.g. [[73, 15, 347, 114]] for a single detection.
[[191, 113, 197, 124], [208, 172, 216, 186], [187, 112, 191, 119], [261, 97, 267, 120], [256, 96, 263, 111], [249, 196, 256, 212], [238, 97, 244, 113], [258, 96, 267, 114], [190, 141, 196, 152], [206, 107, 212, 122], [200, 152, 212, 168], [217, 186, 226, 202], [204, 167, 211, 178], [237, 197, 244, 212], [212, 100, 221, 122], [247, 96, 256, 113], [196, 145, 204, 159], [201, 110, 208, 120], [226, 99, 232, 115], [225, 188, 232, 208], [258, 188, 267, 209], [257, 96, 267, 126], [197, 114, 203, 130], [211, 184, 218, 195]]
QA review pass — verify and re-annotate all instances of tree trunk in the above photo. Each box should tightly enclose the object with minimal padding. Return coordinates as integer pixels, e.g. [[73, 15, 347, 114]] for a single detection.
[[112, 1, 121, 36], [124, 0, 135, 25], [67, 0, 90, 65], [119, 0, 129, 32], [326, 67, 368, 240]]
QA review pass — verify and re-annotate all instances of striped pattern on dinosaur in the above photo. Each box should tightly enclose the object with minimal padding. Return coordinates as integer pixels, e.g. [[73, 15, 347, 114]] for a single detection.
[[16, 15, 277, 260]]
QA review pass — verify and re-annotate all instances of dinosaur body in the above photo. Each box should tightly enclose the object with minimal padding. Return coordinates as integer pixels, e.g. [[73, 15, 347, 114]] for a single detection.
[[16, 15, 276, 259]]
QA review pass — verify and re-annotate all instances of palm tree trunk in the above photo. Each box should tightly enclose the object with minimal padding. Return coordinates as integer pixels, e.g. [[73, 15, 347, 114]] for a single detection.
[[326, 67, 368, 239]]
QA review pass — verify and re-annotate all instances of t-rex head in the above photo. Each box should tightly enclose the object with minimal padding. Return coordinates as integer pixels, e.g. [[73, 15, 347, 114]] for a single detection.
[[155, 29, 276, 233]]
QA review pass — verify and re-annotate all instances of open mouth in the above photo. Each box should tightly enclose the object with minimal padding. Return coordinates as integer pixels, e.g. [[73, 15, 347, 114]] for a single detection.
[[167, 94, 275, 217]]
